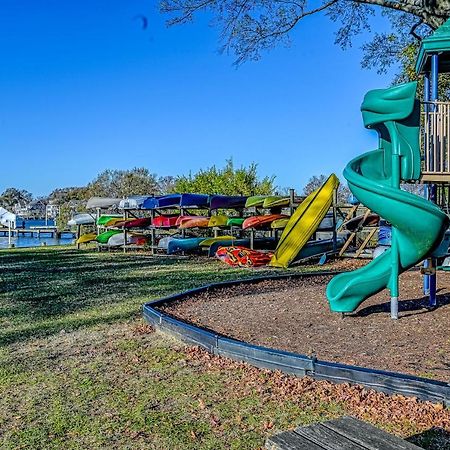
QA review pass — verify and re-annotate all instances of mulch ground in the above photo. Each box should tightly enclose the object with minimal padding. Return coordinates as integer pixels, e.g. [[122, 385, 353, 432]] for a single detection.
[[159, 267, 450, 381]]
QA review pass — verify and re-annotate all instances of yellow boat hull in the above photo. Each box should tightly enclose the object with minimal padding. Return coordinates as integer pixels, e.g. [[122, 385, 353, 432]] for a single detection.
[[269, 174, 339, 268], [199, 235, 235, 247], [208, 215, 229, 227], [76, 233, 98, 244], [271, 218, 289, 229]]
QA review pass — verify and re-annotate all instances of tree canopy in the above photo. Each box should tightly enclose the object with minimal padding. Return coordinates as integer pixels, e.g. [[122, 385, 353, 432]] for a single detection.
[[85, 168, 160, 199], [172, 159, 276, 195], [0, 188, 33, 210], [160, 1, 449, 88]]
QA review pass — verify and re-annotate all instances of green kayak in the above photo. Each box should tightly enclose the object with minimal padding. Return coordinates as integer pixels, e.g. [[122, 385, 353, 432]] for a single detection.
[[245, 195, 268, 208], [263, 196, 290, 208], [96, 229, 122, 244], [97, 214, 122, 226], [226, 217, 245, 227]]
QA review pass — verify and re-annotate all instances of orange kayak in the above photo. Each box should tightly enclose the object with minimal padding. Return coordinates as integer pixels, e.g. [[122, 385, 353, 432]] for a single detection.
[[242, 214, 288, 230], [178, 217, 210, 229], [176, 215, 207, 227]]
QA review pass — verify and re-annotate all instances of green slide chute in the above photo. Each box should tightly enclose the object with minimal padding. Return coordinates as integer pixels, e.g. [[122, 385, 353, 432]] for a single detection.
[[326, 81, 449, 313]]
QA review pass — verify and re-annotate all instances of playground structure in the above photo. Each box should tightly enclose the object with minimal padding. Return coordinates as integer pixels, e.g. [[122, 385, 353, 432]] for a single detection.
[[326, 19, 450, 319], [326, 81, 449, 318]]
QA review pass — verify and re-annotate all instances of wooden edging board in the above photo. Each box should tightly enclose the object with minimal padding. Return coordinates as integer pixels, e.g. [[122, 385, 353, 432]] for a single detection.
[[142, 271, 450, 407]]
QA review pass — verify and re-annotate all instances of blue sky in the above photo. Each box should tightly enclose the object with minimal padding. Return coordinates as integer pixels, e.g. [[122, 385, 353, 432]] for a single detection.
[[0, 1, 397, 196]]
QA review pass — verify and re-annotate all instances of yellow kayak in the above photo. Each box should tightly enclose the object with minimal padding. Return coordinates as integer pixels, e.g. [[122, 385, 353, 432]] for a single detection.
[[103, 218, 133, 228], [76, 233, 98, 244], [208, 215, 229, 227], [270, 174, 339, 268], [263, 196, 290, 208], [271, 218, 289, 229], [199, 235, 235, 247]]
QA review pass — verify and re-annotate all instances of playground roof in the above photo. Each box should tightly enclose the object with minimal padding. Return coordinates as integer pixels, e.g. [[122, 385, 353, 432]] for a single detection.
[[416, 19, 450, 74]]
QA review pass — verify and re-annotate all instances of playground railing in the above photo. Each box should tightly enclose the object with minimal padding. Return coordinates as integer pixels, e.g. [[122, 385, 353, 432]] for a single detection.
[[422, 101, 450, 178]]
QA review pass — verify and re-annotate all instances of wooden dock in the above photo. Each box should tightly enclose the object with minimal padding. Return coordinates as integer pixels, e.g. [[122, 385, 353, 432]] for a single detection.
[[0, 226, 76, 239], [266, 416, 422, 450]]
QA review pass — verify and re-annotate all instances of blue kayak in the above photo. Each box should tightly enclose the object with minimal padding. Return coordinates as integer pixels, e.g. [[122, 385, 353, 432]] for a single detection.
[[180, 193, 210, 208], [209, 195, 248, 210], [167, 237, 206, 255], [143, 194, 181, 209]]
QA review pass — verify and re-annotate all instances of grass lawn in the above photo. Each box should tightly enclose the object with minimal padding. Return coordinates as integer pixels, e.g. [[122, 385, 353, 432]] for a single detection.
[[0, 247, 449, 449]]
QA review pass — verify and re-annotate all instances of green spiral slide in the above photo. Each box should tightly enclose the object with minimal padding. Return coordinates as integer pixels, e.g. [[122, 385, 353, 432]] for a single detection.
[[326, 81, 449, 314]]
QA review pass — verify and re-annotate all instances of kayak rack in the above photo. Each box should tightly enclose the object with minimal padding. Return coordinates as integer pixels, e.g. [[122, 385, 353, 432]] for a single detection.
[[143, 271, 450, 407]]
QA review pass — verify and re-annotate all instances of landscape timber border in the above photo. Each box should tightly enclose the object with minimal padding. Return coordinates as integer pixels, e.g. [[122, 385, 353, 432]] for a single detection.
[[142, 271, 450, 407]]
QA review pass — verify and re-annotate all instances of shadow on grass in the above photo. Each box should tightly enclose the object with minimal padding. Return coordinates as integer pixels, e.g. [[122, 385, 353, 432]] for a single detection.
[[0, 248, 251, 346], [0, 308, 138, 347]]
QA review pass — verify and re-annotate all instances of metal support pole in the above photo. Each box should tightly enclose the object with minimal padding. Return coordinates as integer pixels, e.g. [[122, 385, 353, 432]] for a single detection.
[[428, 53, 439, 306], [386, 121, 401, 319], [289, 188, 295, 216], [8, 221, 11, 248], [332, 189, 338, 252]]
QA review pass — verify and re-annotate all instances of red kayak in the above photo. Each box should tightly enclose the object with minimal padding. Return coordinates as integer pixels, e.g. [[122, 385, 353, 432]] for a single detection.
[[216, 246, 273, 268], [242, 214, 288, 230], [152, 215, 179, 228], [122, 217, 153, 229]]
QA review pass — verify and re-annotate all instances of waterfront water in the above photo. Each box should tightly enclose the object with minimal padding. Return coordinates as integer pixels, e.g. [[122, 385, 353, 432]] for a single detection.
[[0, 219, 75, 249]]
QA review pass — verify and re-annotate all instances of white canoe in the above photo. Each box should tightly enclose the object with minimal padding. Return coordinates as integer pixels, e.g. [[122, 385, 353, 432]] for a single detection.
[[119, 196, 150, 210], [107, 232, 145, 247], [68, 213, 96, 226], [86, 197, 121, 209]]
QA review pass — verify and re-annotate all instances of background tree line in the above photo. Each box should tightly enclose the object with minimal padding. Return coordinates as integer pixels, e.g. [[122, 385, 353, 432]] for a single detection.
[[0, 160, 351, 226]]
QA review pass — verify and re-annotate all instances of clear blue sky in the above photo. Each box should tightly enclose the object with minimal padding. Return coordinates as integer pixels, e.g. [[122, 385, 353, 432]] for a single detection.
[[0, 1, 397, 196]]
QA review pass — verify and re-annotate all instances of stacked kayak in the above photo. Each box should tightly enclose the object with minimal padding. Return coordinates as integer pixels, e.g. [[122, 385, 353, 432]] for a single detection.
[[227, 217, 245, 227], [245, 196, 268, 208], [210, 195, 248, 210], [263, 196, 290, 208], [271, 218, 289, 229], [123, 217, 153, 228], [199, 236, 236, 247], [107, 233, 147, 247], [208, 215, 229, 227], [68, 214, 96, 226], [242, 214, 288, 230], [166, 237, 206, 255], [179, 217, 210, 229], [76, 233, 97, 244], [97, 215, 122, 226], [153, 215, 179, 228], [96, 230, 122, 244]]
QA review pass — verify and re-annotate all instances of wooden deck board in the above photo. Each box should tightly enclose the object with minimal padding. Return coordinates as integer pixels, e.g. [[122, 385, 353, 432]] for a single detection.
[[266, 416, 423, 450], [322, 417, 422, 450], [265, 431, 325, 450], [294, 422, 367, 450]]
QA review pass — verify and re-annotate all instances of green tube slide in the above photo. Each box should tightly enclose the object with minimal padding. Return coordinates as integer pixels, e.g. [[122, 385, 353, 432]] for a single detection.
[[326, 82, 449, 313]]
